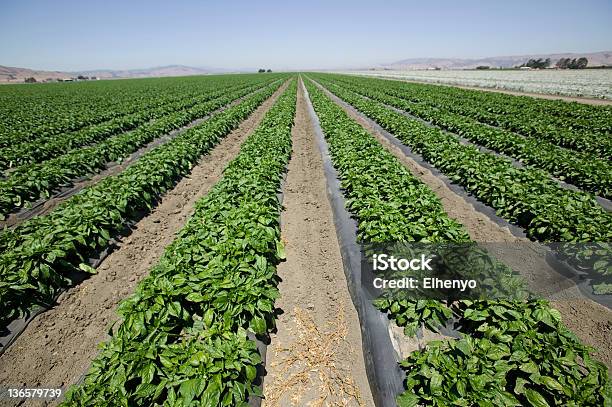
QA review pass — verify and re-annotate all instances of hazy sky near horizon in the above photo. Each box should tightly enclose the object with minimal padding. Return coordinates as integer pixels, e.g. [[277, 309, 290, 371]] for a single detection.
[[1, 0, 611, 71]]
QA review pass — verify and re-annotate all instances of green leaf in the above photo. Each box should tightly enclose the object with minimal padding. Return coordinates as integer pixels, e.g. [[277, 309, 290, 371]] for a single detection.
[[397, 392, 420, 407], [275, 241, 286, 260], [99, 228, 111, 241], [430, 370, 443, 393], [251, 316, 267, 334], [540, 376, 564, 392], [455, 340, 472, 356], [231, 381, 247, 402], [179, 378, 202, 406], [514, 377, 529, 395], [141, 363, 155, 384], [520, 361, 539, 375], [203, 308, 215, 327], [186, 292, 206, 302], [245, 364, 257, 381], [78, 263, 97, 274], [524, 388, 550, 407]]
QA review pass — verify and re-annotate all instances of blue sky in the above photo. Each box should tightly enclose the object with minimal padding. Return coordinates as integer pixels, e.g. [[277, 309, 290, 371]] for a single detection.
[[1, 0, 610, 71]]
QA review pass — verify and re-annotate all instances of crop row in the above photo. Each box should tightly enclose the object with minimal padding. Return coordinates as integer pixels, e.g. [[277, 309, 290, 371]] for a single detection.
[[397, 299, 609, 406], [440, 82, 612, 137], [324, 76, 611, 198], [310, 76, 612, 280], [359, 75, 612, 160], [0, 85, 146, 145], [61, 80, 297, 406], [304, 79, 518, 327], [0, 86, 204, 165], [304, 78, 609, 406], [0, 79, 280, 219], [347, 72, 611, 141], [0, 79, 286, 326], [0, 79, 264, 171], [0, 75, 265, 146], [363, 75, 612, 160]]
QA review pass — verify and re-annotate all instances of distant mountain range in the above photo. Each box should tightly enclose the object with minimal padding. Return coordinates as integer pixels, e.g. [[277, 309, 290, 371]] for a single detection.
[[0, 64, 222, 83], [3, 51, 612, 83], [76, 65, 218, 78], [378, 51, 612, 70]]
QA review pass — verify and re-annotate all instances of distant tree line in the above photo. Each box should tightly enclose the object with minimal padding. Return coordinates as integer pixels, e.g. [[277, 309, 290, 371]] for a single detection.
[[519, 58, 551, 69], [515, 57, 589, 69], [555, 57, 588, 69], [258, 68, 272, 73]]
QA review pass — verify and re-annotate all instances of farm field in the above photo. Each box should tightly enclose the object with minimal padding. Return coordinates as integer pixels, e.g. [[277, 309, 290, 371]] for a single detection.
[[342, 68, 612, 101], [0, 72, 610, 407]]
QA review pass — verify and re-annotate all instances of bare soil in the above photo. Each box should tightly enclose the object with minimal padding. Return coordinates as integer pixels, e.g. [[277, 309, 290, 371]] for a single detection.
[[0, 82, 289, 407], [313, 80, 612, 371], [262, 80, 375, 407]]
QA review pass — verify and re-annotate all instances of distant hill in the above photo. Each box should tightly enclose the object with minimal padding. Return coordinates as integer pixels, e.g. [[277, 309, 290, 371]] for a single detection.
[[0, 64, 219, 83], [79, 65, 216, 79], [380, 51, 612, 70], [0, 65, 67, 82]]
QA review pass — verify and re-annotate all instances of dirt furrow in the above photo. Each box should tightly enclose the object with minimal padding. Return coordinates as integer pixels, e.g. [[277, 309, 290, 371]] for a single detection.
[[0, 82, 290, 407], [311, 79, 612, 370], [262, 80, 375, 407]]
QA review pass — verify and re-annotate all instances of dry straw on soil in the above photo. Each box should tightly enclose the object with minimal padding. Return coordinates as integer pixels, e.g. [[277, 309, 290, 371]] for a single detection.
[[264, 307, 365, 407]]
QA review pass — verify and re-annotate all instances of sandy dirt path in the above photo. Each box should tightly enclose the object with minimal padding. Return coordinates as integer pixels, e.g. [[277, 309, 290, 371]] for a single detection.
[[0, 82, 289, 407], [310, 79, 612, 371], [262, 80, 375, 407]]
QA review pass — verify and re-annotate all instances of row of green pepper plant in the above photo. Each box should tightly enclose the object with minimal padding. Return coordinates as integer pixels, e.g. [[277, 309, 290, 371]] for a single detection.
[[0, 78, 287, 326], [0, 75, 263, 147], [0, 79, 264, 171], [60, 80, 297, 406], [0, 79, 280, 219], [304, 78, 609, 407], [346, 75, 611, 158], [310, 75, 611, 288], [326, 75, 611, 198]]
